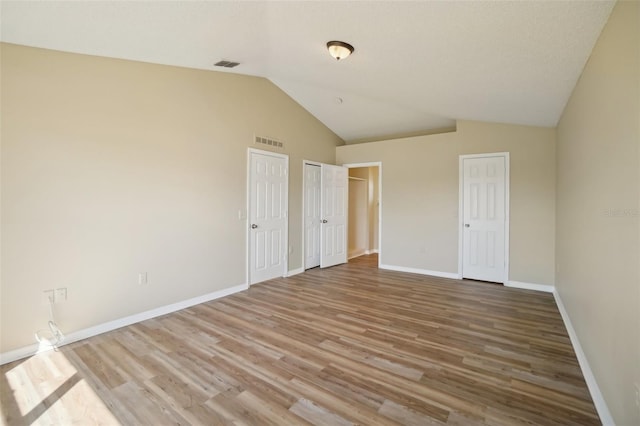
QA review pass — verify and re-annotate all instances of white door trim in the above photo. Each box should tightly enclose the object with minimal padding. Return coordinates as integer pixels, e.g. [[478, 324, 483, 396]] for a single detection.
[[457, 152, 510, 282], [302, 160, 323, 270], [343, 162, 383, 268], [247, 148, 289, 285]]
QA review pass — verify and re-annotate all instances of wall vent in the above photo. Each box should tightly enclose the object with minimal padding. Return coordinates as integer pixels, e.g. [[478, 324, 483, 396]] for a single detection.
[[254, 136, 284, 149], [214, 60, 240, 68]]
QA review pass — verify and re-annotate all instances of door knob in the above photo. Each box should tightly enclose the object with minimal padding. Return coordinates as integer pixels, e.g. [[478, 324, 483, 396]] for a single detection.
[[251, 224, 258, 229], [322, 219, 328, 224], [465, 224, 470, 228]]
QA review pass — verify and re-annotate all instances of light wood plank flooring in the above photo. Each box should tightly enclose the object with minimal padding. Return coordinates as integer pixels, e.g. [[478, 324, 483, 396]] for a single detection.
[[1, 255, 600, 425]]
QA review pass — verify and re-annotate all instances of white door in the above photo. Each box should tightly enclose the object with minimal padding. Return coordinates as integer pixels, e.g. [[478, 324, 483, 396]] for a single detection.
[[304, 164, 321, 269], [320, 164, 348, 268], [249, 150, 288, 285], [462, 155, 507, 283]]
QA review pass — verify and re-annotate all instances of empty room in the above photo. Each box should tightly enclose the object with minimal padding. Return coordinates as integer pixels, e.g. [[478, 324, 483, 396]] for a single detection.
[[1, 1, 638, 425]]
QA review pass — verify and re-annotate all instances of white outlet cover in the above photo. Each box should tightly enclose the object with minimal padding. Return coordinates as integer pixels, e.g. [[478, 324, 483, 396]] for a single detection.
[[55, 288, 67, 303]]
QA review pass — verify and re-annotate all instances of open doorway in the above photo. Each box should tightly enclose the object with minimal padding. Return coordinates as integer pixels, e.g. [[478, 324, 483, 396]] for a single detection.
[[345, 163, 381, 266]]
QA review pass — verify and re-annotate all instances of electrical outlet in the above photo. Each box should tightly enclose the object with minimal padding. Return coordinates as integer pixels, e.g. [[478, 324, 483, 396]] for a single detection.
[[42, 289, 54, 306], [55, 288, 67, 303], [138, 272, 148, 285]]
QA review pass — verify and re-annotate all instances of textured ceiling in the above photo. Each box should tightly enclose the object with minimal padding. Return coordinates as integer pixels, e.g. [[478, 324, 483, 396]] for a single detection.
[[0, 1, 615, 142]]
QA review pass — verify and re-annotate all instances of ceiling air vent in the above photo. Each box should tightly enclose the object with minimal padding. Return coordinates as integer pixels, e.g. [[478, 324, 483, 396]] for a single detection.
[[214, 60, 240, 68], [254, 136, 284, 149]]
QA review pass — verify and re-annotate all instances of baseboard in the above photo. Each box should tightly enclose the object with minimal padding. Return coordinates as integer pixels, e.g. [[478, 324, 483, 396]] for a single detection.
[[286, 267, 304, 277], [348, 249, 368, 260], [553, 290, 614, 425], [505, 280, 555, 293], [349, 250, 379, 259], [379, 264, 459, 280], [0, 282, 249, 366]]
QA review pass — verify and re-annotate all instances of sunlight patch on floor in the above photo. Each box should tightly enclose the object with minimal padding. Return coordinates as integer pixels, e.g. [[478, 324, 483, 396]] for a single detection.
[[3, 350, 120, 425]]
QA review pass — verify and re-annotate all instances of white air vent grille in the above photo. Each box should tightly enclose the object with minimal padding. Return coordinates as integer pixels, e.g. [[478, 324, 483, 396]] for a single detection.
[[254, 136, 284, 149]]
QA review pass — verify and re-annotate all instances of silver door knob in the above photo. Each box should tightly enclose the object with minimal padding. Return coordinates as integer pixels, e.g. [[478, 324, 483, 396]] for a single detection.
[[251, 224, 258, 229], [464, 224, 470, 228], [322, 219, 328, 224]]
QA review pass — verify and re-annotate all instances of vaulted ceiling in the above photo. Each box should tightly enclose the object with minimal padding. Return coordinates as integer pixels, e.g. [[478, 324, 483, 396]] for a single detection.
[[1, 1, 615, 142]]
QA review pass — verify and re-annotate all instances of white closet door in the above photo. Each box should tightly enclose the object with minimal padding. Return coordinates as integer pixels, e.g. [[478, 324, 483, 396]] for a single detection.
[[320, 164, 348, 268], [304, 164, 321, 269]]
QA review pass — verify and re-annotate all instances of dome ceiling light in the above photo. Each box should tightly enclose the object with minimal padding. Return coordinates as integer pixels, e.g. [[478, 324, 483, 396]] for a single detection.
[[327, 41, 354, 61]]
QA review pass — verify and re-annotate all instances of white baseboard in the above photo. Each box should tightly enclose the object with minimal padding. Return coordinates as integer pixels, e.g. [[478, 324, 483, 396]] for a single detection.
[[379, 264, 459, 280], [348, 250, 368, 260], [0, 282, 248, 366], [553, 290, 614, 425], [286, 267, 304, 277], [506, 280, 555, 293], [0, 343, 41, 366], [349, 249, 379, 259]]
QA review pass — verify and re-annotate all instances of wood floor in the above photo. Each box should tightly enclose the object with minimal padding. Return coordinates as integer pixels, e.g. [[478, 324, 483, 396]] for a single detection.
[[1, 255, 600, 425]]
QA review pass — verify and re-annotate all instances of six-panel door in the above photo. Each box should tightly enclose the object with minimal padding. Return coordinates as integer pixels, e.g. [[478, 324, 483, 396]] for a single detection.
[[304, 164, 321, 269], [249, 152, 288, 284], [320, 164, 348, 268], [462, 156, 506, 283]]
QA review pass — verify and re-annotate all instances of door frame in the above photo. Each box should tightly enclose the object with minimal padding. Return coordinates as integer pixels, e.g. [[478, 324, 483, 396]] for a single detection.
[[302, 160, 323, 271], [348, 176, 369, 259], [246, 148, 289, 286], [343, 162, 383, 268], [457, 152, 510, 283]]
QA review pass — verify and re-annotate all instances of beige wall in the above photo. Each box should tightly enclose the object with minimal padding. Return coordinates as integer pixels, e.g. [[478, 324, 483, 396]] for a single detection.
[[336, 120, 556, 285], [0, 43, 342, 352], [556, 1, 639, 424]]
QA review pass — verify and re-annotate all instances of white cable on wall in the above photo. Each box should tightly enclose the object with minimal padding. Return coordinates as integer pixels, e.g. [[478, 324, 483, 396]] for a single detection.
[[35, 294, 64, 348]]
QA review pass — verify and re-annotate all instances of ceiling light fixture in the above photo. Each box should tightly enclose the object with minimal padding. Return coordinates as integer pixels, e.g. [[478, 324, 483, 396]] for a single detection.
[[327, 41, 354, 61]]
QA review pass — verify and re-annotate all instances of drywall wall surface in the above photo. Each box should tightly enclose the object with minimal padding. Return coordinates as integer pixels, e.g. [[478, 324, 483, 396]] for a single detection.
[[458, 120, 556, 286], [336, 120, 556, 285], [0, 43, 341, 352], [556, 1, 640, 423]]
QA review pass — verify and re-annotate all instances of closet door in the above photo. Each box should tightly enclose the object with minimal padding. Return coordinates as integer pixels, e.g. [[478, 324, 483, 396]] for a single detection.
[[320, 164, 348, 268], [304, 164, 321, 269]]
